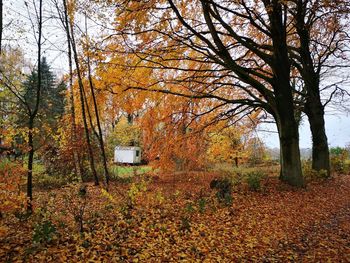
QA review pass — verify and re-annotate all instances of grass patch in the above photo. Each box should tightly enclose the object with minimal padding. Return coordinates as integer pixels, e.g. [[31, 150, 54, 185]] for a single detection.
[[212, 163, 271, 192], [213, 162, 279, 177], [108, 165, 153, 183], [109, 165, 152, 176], [32, 161, 46, 175]]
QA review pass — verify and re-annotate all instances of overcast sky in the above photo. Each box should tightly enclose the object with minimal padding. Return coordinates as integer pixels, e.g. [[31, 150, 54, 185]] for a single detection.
[[259, 113, 350, 149]]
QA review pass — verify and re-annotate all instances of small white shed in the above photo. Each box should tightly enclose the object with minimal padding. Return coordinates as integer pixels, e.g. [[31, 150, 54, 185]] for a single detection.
[[114, 146, 141, 164]]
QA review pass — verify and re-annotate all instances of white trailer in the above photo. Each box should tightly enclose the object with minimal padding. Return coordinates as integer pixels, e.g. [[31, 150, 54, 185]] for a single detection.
[[114, 146, 141, 164]]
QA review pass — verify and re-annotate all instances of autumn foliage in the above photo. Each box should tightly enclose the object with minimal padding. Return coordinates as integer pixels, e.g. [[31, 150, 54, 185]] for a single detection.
[[1, 0, 350, 261], [1, 171, 350, 261], [0, 161, 26, 217]]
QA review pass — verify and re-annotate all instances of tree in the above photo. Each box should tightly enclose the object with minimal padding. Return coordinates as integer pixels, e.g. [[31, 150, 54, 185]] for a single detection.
[[63, 0, 99, 185], [0, 48, 27, 148], [54, 0, 85, 180], [289, 0, 350, 176], [108, 116, 141, 148], [84, 14, 110, 186], [26, 0, 43, 212], [206, 124, 251, 166], [0, 0, 60, 211], [18, 58, 65, 135], [104, 0, 304, 186]]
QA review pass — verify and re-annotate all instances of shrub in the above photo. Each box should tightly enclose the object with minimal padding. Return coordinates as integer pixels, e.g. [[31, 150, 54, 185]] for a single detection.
[[330, 147, 350, 174], [330, 147, 348, 157], [185, 202, 195, 213], [198, 198, 206, 214], [127, 178, 148, 205], [245, 171, 266, 191], [210, 177, 233, 205], [180, 216, 191, 232], [34, 173, 70, 189], [331, 156, 350, 174], [32, 220, 57, 244], [62, 184, 89, 233], [301, 160, 330, 180]]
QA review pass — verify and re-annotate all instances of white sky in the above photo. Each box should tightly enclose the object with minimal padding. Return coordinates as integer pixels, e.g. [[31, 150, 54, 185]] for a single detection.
[[259, 113, 350, 148], [3, 1, 63, 69]]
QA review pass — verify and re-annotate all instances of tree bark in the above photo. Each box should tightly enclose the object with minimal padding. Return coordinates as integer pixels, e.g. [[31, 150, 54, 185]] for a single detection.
[[82, 86, 99, 139], [27, 118, 34, 212], [0, 0, 3, 149], [27, 0, 43, 213], [276, 113, 304, 186], [86, 62, 110, 186], [65, 1, 99, 185], [268, 1, 304, 186], [68, 54, 85, 181], [84, 14, 110, 186], [273, 80, 304, 187], [294, 1, 331, 176], [305, 96, 330, 175], [61, 0, 84, 181]]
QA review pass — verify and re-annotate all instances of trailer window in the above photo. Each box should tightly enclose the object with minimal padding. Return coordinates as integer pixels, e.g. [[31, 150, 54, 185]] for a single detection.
[[136, 150, 140, 157]]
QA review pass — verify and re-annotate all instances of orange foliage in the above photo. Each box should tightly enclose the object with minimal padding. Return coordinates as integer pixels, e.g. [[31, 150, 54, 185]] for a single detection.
[[0, 161, 26, 216]]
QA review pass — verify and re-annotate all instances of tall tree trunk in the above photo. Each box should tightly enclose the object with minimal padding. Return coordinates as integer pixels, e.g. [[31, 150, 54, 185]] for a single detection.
[[27, 0, 43, 212], [273, 81, 304, 187], [294, 2, 331, 176], [276, 111, 304, 186], [62, 0, 84, 181], [68, 51, 84, 181], [84, 15, 110, 186], [65, 1, 99, 185], [27, 118, 34, 212], [269, 2, 304, 186], [86, 70, 110, 186], [82, 87, 99, 140], [305, 95, 330, 175]]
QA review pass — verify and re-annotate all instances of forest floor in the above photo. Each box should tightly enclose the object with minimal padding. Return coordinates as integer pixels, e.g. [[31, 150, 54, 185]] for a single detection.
[[1, 170, 350, 262]]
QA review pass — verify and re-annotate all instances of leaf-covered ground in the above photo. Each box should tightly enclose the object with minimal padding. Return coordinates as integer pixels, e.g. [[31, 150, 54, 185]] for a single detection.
[[1, 172, 350, 262]]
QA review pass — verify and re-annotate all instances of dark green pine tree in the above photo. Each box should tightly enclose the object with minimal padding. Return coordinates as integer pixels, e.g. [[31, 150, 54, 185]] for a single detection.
[[20, 57, 65, 133]]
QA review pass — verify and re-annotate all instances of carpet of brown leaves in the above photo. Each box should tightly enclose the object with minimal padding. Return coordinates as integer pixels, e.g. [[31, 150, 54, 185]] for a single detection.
[[1, 172, 350, 262]]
